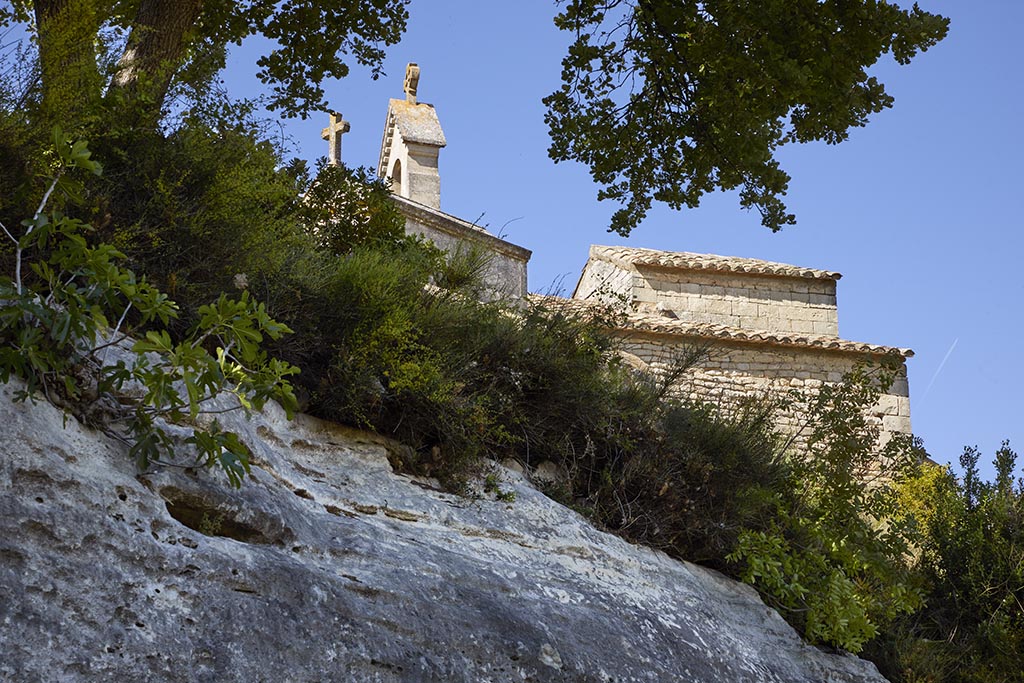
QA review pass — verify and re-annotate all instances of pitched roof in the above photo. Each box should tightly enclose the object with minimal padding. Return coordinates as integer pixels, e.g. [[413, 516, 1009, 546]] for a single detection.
[[589, 245, 842, 281], [378, 99, 446, 176], [531, 296, 913, 358]]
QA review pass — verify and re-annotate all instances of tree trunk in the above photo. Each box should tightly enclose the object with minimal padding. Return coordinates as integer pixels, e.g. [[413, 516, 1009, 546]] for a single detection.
[[108, 0, 205, 124], [34, 0, 102, 125]]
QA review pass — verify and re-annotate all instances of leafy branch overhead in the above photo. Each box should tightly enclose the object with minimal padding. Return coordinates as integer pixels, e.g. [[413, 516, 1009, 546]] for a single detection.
[[3, 0, 410, 125], [545, 0, 949, 235]]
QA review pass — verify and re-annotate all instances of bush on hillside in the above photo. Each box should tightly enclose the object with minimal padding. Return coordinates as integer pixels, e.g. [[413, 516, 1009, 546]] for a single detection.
[[871, 444, 1024, 682], [0, 131, 298, 486], [728, 359, 925, 653], [299, 161, 407, 254]]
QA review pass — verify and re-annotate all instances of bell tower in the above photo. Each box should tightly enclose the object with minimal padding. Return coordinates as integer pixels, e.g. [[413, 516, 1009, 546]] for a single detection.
[[377, 63, 447, 209]]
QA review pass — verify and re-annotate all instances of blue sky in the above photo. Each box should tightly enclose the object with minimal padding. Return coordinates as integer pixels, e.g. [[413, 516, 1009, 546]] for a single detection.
[[222, 1, 1023, 474]]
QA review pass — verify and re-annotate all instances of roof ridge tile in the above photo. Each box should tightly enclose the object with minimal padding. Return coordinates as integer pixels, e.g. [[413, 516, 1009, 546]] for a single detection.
[[530, 295, 912, 357], [590, 244, 842, 281]]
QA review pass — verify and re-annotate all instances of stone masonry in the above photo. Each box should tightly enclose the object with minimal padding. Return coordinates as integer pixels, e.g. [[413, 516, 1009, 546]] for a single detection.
[[392, 194, 531, 300], [569, 245, 913, 451]]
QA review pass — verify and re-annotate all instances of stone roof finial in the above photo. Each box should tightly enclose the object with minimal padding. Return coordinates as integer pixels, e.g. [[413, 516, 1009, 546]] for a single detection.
[[321, 111, 350, 166], [403, 62, 420, 105]]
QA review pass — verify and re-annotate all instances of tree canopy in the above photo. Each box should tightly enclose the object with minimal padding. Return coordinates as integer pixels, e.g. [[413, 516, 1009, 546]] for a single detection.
[[545, 0, 949, 235], [1, 0, 409, 125], [4, 1, 948, 235]]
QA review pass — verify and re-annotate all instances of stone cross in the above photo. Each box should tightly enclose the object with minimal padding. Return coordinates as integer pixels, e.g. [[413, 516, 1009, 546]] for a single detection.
[[403, 63, 420, 105], [321, 111, 350, 166]]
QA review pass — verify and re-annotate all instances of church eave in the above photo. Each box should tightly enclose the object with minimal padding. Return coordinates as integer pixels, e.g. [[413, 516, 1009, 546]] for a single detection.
[[393, 195, 532, 262], [589, 245, 843, 282]]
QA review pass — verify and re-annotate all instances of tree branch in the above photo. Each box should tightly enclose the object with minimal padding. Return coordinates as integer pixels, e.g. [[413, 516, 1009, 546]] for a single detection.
[[107, 0, 205, 123]]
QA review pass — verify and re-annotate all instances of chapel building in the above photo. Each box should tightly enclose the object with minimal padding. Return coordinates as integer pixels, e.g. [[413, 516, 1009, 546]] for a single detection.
[[323, 63, 913, 453], [570, 245, 912, 450], [376, 63, 529, 299]]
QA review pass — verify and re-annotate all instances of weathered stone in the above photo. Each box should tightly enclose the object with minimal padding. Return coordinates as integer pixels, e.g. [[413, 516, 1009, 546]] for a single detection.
[[0, 383, 888, 682], [396, 195, 531, 301], [569, 244, 914, 453], [354, 70, 531, 301]]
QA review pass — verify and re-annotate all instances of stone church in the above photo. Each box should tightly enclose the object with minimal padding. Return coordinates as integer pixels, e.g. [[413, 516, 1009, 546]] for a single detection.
[[322, 64, 913, 450], [570, 245, 912, 449], [322, 63, 530, 300]]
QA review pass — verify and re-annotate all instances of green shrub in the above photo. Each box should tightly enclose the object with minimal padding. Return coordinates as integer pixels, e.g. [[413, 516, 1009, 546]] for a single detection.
[[875, 444, 1024, 682], [0, 130, 297, 486], [85, 118, 311, 313], [432, 241, 495, 299], [602, 395, 788, 566], [299, 161, 407, 254], [728, 359, 925, 653]]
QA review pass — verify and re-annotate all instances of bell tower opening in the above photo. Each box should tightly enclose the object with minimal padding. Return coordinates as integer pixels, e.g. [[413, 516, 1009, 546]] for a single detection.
[[390, 159, 403, 196]]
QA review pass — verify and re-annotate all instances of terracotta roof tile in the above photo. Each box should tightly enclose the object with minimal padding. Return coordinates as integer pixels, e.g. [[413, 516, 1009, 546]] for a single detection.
[[530, 296, 912, 358], [590, 245, 842, 281]]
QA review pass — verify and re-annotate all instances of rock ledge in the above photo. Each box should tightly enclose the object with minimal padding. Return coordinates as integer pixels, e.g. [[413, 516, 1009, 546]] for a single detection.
[[0, 383, 887, 682]]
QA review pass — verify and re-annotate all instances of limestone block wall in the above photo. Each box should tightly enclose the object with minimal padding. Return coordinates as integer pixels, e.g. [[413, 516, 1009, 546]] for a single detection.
[[397, 198, 531, 301], [388, 140, 442, 210], [615, 332, 911, 452], [633, 268, 839, 337], [574, 258, 634, 304]]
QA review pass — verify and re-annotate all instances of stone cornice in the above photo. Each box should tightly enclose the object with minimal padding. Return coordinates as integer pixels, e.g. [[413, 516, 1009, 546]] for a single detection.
[[393, 195, 532, 262], [531, 295, 913, 358]]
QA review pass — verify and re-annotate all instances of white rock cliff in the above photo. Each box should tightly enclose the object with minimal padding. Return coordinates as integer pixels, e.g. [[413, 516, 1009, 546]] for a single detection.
[[0, 382, 888, 682]]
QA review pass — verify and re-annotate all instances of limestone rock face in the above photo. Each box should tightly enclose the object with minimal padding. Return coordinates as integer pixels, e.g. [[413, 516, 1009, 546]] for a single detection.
[[0, 383, 888, 682]]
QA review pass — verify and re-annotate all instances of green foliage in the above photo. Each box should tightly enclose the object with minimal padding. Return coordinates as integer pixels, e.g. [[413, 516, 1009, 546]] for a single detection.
[[432, 242, 495, 299], [0, 131, 297, 486], [299, 162, 408, 254], [577, 391, 790, 566], [878, 444, 1024, 682], [2, 0, 410, 126], [545, 0, 949, 235], [234, 0, 411, 118], [728, 359, 924, 652], [75, 115, 309, 314], [274, 248, 647, 489]]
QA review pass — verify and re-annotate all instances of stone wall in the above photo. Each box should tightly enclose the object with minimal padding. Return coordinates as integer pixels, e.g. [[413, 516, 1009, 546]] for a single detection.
[[575, 259, 840, 337], [396, 196, 531, 300], [632, 268, 839, 337], [574, 257, 635, 305], [615, 331, 911, 452]]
